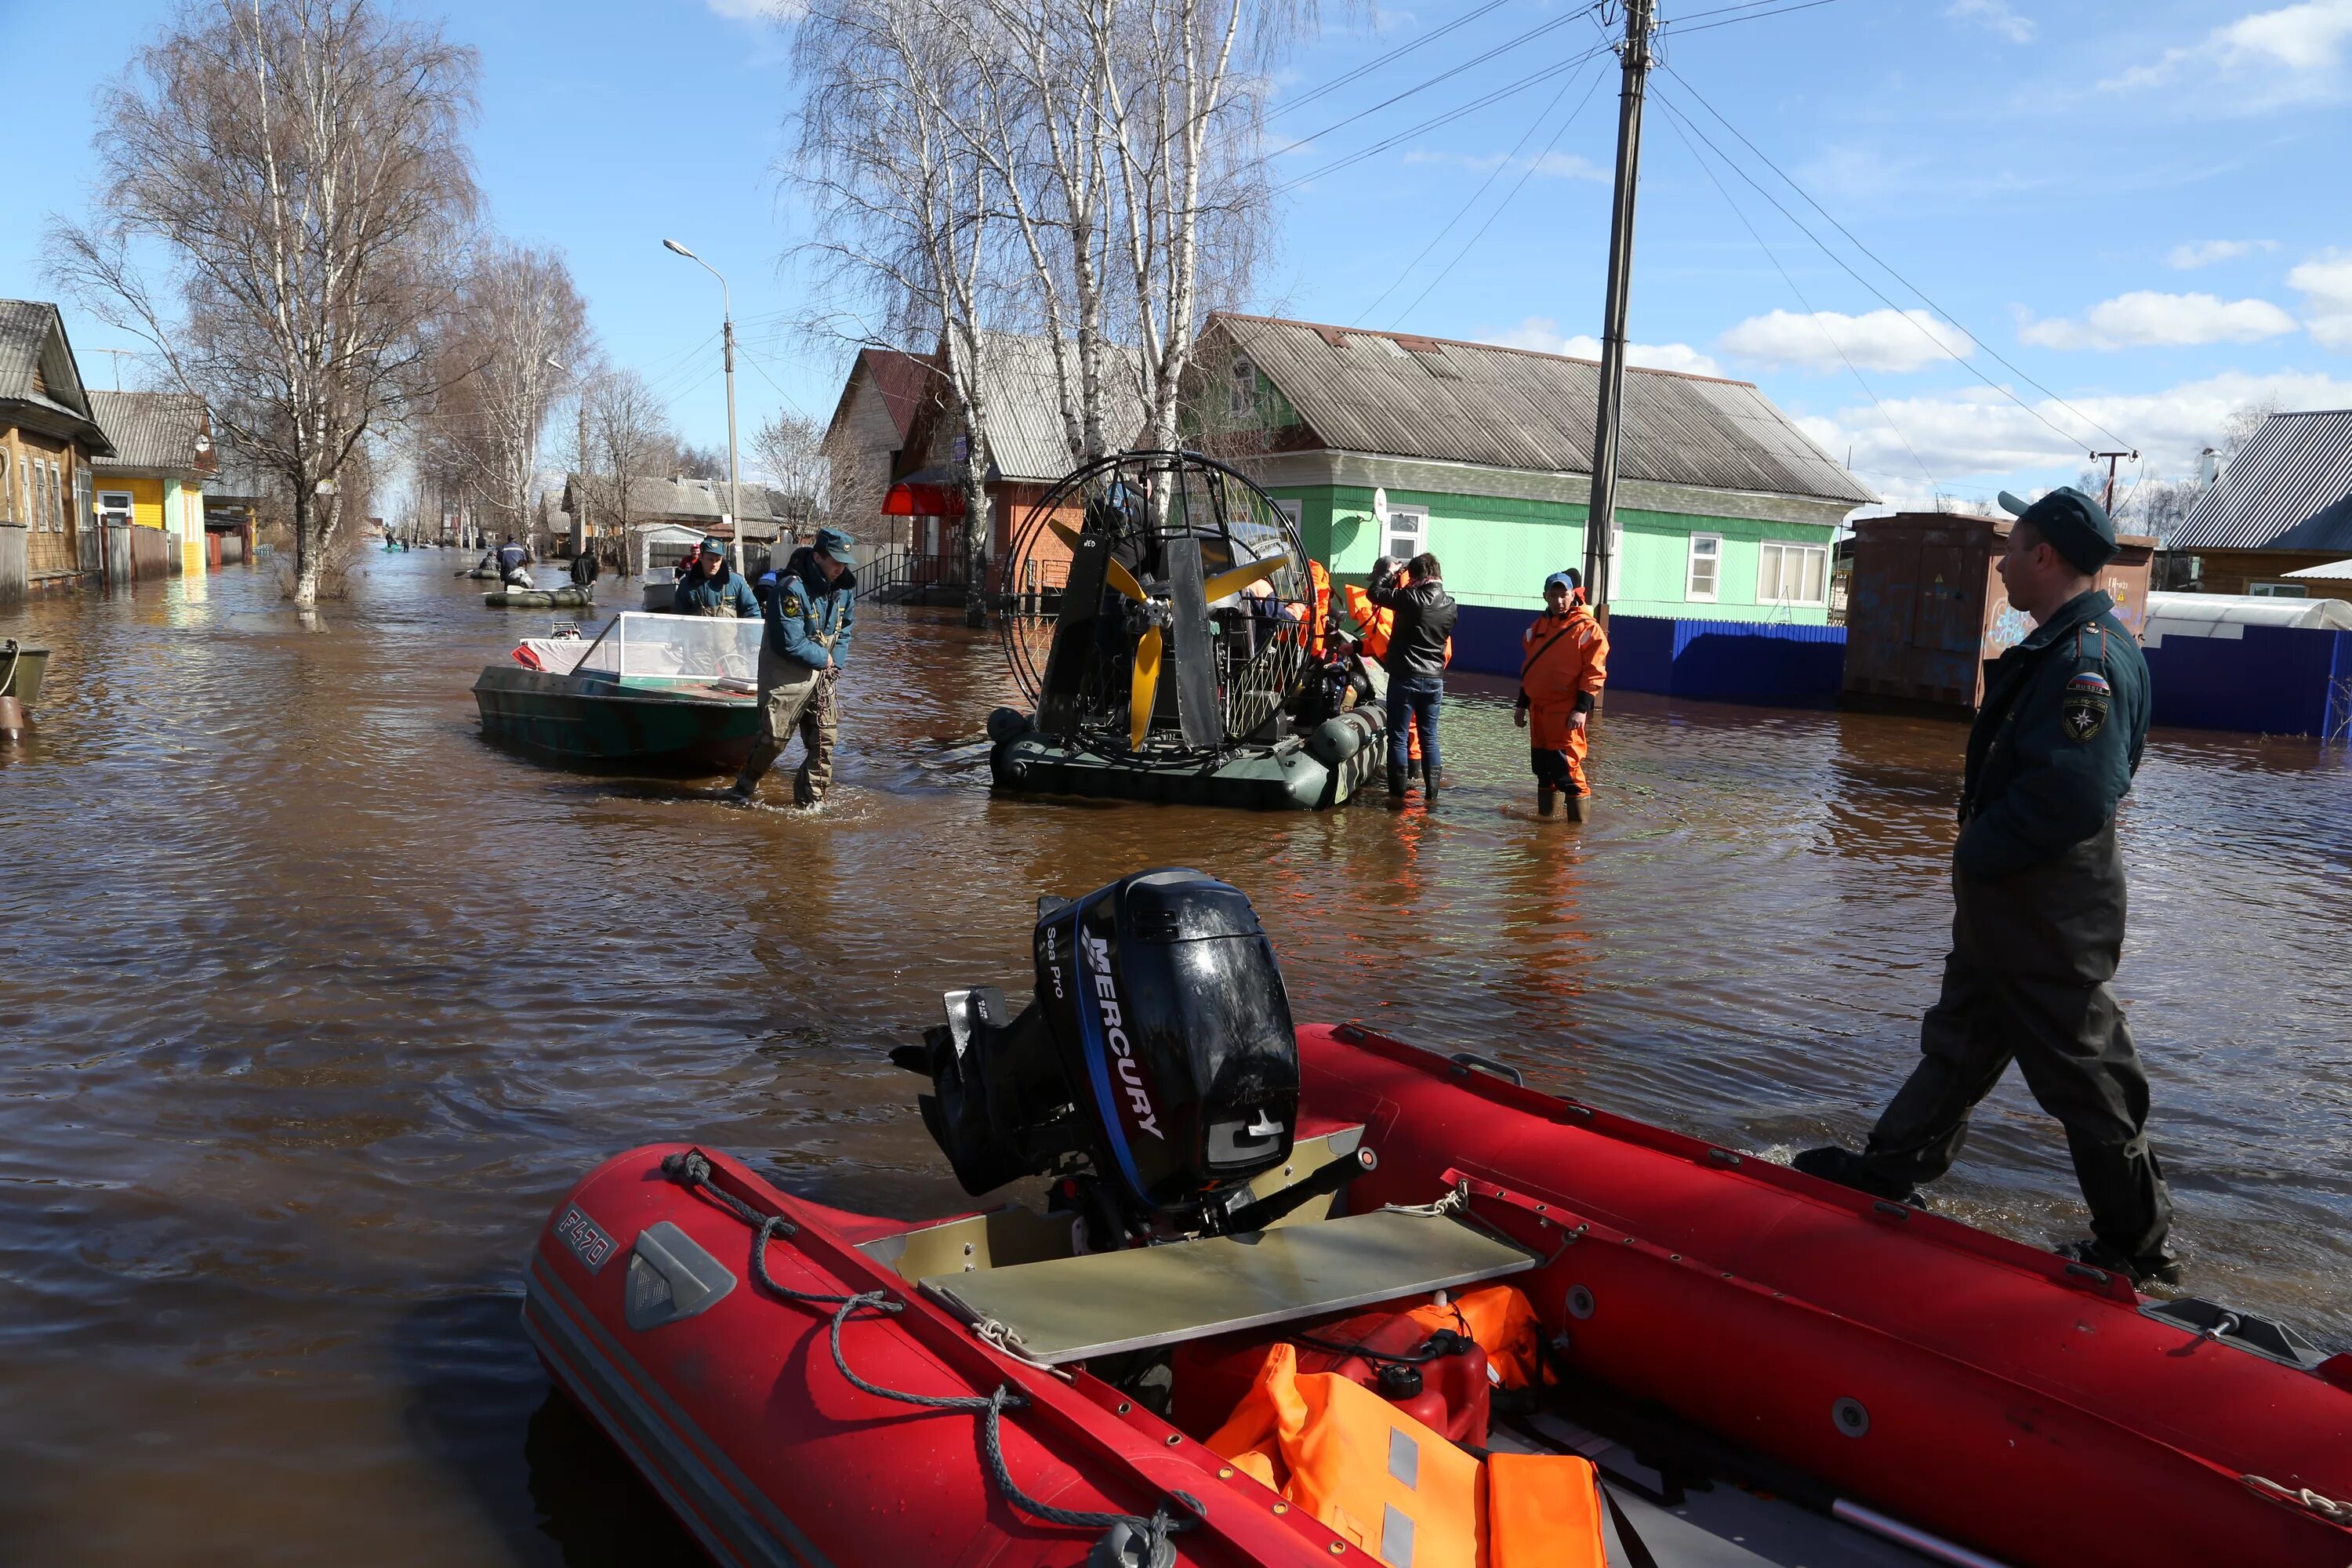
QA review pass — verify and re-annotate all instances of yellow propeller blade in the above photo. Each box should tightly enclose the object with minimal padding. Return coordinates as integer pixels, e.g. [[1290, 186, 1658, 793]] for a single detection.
[[1203, 550, 1293, 604], [1130, 625, 1163, 750], [1049, 521, 1145, 603]]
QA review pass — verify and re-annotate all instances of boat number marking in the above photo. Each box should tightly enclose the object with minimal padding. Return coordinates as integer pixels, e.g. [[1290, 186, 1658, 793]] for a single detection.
[[555, 1205, 619, 1273]]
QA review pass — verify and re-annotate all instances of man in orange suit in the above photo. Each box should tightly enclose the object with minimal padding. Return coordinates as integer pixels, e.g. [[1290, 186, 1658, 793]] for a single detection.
[[1514, 570, 1609, 818]]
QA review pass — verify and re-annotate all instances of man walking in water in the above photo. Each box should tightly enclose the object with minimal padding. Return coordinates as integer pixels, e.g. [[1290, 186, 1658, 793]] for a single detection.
[[730, 527, 857, 808], [1515, 569, 1608, 819], [1367, 551, 1457, 801], [1797, 487, 2177, 1286]]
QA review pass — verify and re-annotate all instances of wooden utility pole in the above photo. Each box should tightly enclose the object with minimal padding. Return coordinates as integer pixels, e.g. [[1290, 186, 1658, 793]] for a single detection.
[[1582, 0, 1657, 622], [2090, 450, 2137, 516], [575, 397, 591, 561]]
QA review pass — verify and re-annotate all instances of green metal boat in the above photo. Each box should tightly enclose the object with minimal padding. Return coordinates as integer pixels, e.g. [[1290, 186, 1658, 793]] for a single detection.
[[473, 612, 760, 773], [1, 640, 49, 706]]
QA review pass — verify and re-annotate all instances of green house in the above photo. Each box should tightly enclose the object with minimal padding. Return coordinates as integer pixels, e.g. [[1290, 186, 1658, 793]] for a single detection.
[[1188, 314, 1875, 649]]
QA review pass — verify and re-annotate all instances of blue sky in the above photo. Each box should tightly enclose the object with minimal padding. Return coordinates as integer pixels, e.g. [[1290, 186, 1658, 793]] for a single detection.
[[5, 0, 2349, 516]]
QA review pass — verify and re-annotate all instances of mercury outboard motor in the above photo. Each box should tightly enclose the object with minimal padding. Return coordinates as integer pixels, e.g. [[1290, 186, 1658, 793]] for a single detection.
[[891, 869, 1299, 1240]]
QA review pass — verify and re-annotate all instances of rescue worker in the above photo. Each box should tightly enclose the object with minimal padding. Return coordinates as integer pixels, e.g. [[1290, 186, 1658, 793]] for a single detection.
[[1514, 569, 1608, 819], [568, 546, 601, 589], [1367, 552, 1457, 801], [1796, 487, 2178, 1286], [1341, 557, 1396, 662], [730, 526, 858, 808], [672, 536, 758, 617], [495, 536, 532, 588]]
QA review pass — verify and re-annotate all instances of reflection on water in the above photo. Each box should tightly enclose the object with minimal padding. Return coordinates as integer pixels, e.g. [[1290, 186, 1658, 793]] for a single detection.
[[2, 552, 2347, 1561]]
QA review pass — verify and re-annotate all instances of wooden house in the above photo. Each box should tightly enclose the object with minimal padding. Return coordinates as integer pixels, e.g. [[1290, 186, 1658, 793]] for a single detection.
[[0, 300, 114, 602], [89, 390, 217, 581]]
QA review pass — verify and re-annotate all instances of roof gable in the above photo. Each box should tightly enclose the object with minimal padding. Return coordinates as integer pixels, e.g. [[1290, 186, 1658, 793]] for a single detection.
[[90, 390, 215, 474], [827, 347, 938, 448], [1203, 313, 1874, 506], [2173, 409, 2352, 551], [0, 299, 113, 452]]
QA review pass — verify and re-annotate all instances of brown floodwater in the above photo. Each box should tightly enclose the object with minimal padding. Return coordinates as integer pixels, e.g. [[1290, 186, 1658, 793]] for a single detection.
[[2, 550, 2348, 1563]]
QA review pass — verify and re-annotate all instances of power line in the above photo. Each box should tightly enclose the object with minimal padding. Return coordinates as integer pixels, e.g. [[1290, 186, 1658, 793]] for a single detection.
[[1276, 44, 1614, 192], [1659, 0, 1842, 36], [1352, 60, 1599, 326], [1281, 12, 1598, 155], [732, 339, 815, 419], [1653, 92, 1938, 492], [1657, 65, 2135, 451], [1391, 60, 1614, 326], [1271, 0, 1519, 122]]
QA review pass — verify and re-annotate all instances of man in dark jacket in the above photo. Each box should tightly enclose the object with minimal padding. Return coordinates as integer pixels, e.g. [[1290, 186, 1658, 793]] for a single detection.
[[672, 537, 759, 617], [731, 526, 857, 807], [495, 536, 532, 588], [1796, 487, 2177, 1285], [1367, 552, 1458, 800]]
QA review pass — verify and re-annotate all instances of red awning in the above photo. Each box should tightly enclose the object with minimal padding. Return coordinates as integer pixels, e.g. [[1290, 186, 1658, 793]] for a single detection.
[[883, 465, 967, 518]]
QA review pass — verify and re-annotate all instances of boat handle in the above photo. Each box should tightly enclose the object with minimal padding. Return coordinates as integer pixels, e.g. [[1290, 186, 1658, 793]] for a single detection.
[[1448, 1051, 1525, 1087]]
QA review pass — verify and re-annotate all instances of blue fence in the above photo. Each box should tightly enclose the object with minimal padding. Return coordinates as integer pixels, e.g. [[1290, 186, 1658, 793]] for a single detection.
[[1452, 604, 2352, 735], [2142, 626, 2352, 738], [1454, 604, 1848, 709]]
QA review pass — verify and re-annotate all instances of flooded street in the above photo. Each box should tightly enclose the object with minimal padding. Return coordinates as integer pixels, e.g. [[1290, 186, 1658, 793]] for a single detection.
[[3, 549, 2349, 1563]]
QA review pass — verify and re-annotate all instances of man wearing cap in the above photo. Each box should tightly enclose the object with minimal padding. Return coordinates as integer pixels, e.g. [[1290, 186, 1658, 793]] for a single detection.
[[1797, 487, 2177, 1286], [1514, 568, 1608, 820], [731, 527, 858, 808], [672, 537, 759, 617]]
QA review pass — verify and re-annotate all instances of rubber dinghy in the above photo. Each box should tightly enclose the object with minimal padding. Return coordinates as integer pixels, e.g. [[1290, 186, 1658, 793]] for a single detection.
[[524, 869, 2352, 1568]]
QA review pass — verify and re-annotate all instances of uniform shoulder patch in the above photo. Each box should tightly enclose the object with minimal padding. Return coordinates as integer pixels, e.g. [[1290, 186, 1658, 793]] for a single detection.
[[2066, 670, 2112, 695]]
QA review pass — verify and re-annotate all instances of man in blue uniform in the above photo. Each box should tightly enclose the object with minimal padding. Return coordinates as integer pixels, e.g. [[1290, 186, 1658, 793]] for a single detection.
[[672, 536, 758, 616], [495, 535, 533, 588], [730, 526, 857, 807], [1797, 487, 2179, 1286]]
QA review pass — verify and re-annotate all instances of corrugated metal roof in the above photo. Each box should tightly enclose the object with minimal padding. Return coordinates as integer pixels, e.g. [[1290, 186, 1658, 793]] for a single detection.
[[2172, 409, 2352, 550], [0, 299, 113, 454], [1207, 313, 1875, 506], [0, 299, 57, 401], [975, 332, 1145, 482], [89, 390, 212, 474]]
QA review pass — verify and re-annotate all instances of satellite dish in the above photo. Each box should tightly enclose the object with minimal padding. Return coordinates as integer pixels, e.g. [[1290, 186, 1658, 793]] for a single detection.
[[1372, 488, 1389, 528]]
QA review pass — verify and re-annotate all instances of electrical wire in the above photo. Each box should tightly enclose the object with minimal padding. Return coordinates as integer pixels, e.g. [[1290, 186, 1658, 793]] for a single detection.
[[1390, 60, 1613, 325], [1280, 13, 1600, 156], [1271, 0, 1519, 122], [732, 338, 817, 419], [1658, 65, 2136, 452], [1351, 60, 1598, 326], [1276, 44, 1614, 192], [1653, 91, 1939, 492], [1660, 0, 1842, 36]]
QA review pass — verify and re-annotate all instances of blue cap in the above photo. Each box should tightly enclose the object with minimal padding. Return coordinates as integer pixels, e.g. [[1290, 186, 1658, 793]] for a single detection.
[[813, 525, 857, 564], [1544, 569, 1581, 595]]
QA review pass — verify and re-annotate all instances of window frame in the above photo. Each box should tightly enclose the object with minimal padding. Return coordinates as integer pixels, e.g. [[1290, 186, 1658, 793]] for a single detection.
[[1228, 358, 1256, 419], [1685, 531, 1722, 603], [2249, 582, 2309, 598], [1383, 503, 1427, 565], [1756, 539, 1831, 607]]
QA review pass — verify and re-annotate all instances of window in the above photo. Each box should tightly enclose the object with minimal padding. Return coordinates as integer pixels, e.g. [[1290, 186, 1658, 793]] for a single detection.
[[1686, 532, 1721, 601], [1271, 498, 1302, 539], [1229, 358, 1256, 419], [1385, 504, 1426, 564], [1757, 540, 1830, 606], [0, 448, 9, 522], [2250, 582, 2309, 598], [38, 459, 55, 532]]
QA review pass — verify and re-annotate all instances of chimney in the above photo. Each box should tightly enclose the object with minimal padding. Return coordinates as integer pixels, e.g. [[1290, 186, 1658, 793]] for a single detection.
[[2198, 447, 2221, 487]]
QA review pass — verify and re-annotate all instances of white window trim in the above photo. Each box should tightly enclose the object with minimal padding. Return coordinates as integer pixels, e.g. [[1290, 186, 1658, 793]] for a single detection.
[[1229, 358, 1255, 419], [1385, 503, 1427, 564], [1757, 539, 1830, 608], [1686, 532, 1722, 603]]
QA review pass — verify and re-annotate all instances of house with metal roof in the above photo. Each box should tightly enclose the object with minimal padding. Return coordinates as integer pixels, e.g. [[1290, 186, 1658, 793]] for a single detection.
[[0, 300, 114, 601], [89, 390, 216, 580], [1188, 313, 1875, 629], [2171, 410, 2352, 604]]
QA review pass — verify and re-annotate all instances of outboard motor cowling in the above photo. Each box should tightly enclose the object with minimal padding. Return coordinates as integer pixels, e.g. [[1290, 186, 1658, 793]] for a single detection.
[[893, 869, 1299, 1235]]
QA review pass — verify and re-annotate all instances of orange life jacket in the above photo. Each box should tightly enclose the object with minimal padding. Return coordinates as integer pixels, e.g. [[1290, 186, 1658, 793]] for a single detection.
[[1343, 583, 1394, 661], [1519, 606, 1608, 712], [1407, 1286, 1549, 1392], [1308, 558, 1332, 657], [1209, 1338, 1605, 1568]]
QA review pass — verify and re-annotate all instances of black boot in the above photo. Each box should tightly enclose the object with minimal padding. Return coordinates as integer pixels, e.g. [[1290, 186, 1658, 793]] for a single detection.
[[1387, 764, 1409, 799], [1793, 1145, 1929, 1208], [2052, 1237, 2183, 1289], [1421, 758, 1440, 800]]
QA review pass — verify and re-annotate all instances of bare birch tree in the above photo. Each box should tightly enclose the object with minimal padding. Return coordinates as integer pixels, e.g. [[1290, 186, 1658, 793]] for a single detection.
[[753, 410, 829, 532], [793, 0, 1007, 626], [445, 243, 590, 542], [49, 0, 478, 606], [586, 368, 674, 573]]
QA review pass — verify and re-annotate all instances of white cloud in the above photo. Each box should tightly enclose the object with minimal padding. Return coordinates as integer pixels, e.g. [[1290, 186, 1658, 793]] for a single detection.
[[2016, 290, 2299, 350], [2289, 253, 2352, 348], [1805, 368, 2352, 485], [1400, 149, 1606, 180], [1946, 0, 2034, 43], [1486, 318, 1722, 377], [1717, 309, 1975, 374], [2165, 238, 2278, 268], [2104, 0, 2352, 96]]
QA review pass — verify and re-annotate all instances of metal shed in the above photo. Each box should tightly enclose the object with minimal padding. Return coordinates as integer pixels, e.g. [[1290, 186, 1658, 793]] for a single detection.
[[1842, 511, 2155, 710]]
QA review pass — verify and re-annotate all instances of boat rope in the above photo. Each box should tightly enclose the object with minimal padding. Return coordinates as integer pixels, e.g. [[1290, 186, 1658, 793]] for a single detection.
[[2243, 1474, 2352, 1528], [659, 1152, 1195, 1559]]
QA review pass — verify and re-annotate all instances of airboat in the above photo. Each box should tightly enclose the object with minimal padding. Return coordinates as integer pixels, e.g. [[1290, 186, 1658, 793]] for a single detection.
[[988, 451, 1384, 811]]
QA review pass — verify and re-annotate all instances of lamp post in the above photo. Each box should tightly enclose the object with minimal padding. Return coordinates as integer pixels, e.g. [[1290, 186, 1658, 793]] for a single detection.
[[662, 238, 745, 575]]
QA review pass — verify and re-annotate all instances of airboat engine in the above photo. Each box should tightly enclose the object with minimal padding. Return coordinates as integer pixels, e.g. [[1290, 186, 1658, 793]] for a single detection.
[[890, 869, 1300, 1242]]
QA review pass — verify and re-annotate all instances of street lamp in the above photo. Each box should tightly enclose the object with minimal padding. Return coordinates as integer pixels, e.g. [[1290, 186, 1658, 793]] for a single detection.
[[662, 238, 745, 575]]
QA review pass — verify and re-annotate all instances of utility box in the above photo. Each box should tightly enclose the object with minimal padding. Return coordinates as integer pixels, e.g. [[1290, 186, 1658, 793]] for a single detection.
[[1842, 512, 2155, 709]]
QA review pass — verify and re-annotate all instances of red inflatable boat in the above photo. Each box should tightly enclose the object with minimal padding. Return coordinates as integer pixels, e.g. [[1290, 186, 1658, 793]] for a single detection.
[[523, 871, 2352, 1568]]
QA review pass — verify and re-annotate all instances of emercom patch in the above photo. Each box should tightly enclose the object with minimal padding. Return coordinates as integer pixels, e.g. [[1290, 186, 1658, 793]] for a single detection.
[[2062, 689, 2109, 742]]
